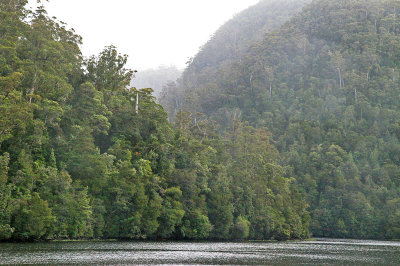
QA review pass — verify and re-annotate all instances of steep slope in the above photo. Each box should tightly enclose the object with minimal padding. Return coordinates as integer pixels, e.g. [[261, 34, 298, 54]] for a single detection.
[[182, 0, 311, 84], [160, 0, 311, 118], [168, 0, 400, 239]]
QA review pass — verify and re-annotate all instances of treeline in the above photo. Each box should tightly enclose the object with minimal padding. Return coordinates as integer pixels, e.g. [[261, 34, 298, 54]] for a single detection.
[[162, 0, 400, 240], [0, 0, 309, 241]]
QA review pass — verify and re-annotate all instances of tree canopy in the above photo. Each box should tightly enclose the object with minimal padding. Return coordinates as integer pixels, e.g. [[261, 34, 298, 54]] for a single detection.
[[0, 0, 309, 241]]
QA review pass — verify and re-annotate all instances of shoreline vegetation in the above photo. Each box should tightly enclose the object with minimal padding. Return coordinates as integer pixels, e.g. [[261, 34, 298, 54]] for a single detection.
[[1, 0, 400, 243]]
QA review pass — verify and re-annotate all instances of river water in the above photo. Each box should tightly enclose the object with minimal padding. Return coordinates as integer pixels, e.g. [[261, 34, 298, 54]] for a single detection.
[[0, 238, 399, 265]]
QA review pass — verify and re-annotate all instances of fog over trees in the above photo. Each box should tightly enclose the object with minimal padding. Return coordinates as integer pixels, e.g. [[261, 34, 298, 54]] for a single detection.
[[131, 66, 181, 97]]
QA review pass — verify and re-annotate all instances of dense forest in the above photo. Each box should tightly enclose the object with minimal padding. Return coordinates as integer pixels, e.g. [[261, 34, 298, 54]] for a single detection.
[[2, 0, 400, 243], [163, 0, 400, 240], [0, 0, 309, 241]]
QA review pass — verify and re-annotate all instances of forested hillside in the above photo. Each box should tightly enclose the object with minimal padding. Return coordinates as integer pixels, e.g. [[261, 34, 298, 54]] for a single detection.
[[0, 0, 309, 241], [160, 0, 311, 118], [164, 0, 400, 240]]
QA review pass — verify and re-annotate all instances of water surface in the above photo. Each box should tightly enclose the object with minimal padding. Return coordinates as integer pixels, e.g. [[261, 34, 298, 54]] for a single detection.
[[1, 238, 399, 265]]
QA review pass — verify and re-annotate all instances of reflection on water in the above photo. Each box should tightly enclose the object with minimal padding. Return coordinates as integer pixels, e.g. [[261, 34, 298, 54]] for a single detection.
[[1, 238, 399, 265]]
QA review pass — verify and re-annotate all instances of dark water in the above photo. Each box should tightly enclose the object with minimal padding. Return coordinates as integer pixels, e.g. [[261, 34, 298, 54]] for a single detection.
[[1, 238, 399, 265]]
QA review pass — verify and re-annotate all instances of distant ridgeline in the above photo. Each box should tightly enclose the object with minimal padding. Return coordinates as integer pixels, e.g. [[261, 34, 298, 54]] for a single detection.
[[162, 0, 400, 240], [0, 0, 310, 241], [160, 0, 311, 118]]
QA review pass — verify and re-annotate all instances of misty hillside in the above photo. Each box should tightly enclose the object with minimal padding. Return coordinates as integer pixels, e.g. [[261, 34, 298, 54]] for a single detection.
[[163, 0, 400, 240], [131, 66, 181, 97], [160, 0, 311, 118], [182, 0, 311, 86]]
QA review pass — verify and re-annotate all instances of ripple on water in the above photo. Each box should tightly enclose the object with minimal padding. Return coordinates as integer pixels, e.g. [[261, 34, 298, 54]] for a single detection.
[[0, 239, 399, 265]]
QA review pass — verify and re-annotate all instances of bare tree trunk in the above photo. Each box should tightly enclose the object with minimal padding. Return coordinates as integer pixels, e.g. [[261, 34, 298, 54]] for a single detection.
[[337, 67, 343, 88], [354, 87, 358, 103], [341, 69, 345, 87], [135, 92, 139, 114], [393, 68, 395, 82], [269, 81, 272, 97], [29, 70, 37, 103], [250, 72, 253, 93]]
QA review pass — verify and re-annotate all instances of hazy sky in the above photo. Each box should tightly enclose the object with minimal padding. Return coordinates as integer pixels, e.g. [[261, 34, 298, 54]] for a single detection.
[[29, 0, 259, 71]]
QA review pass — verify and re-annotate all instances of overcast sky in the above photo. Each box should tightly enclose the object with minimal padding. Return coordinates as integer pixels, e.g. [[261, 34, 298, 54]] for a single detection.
[[29, 0, 259, 71]]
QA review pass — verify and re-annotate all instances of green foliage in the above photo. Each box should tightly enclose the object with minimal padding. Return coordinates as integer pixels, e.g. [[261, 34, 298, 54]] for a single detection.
[[13, 193, 55, 241], [181, 210, 213, 240], [37, 168, 93, 239], [232, 216, 250, 240], [165, 0, 400, 240], [0, 153, 13, 239], [384, 198, 400, 239], [157, 187, 185, 238], [0, 0, 310, 242], [207, 173, 234, 239]]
